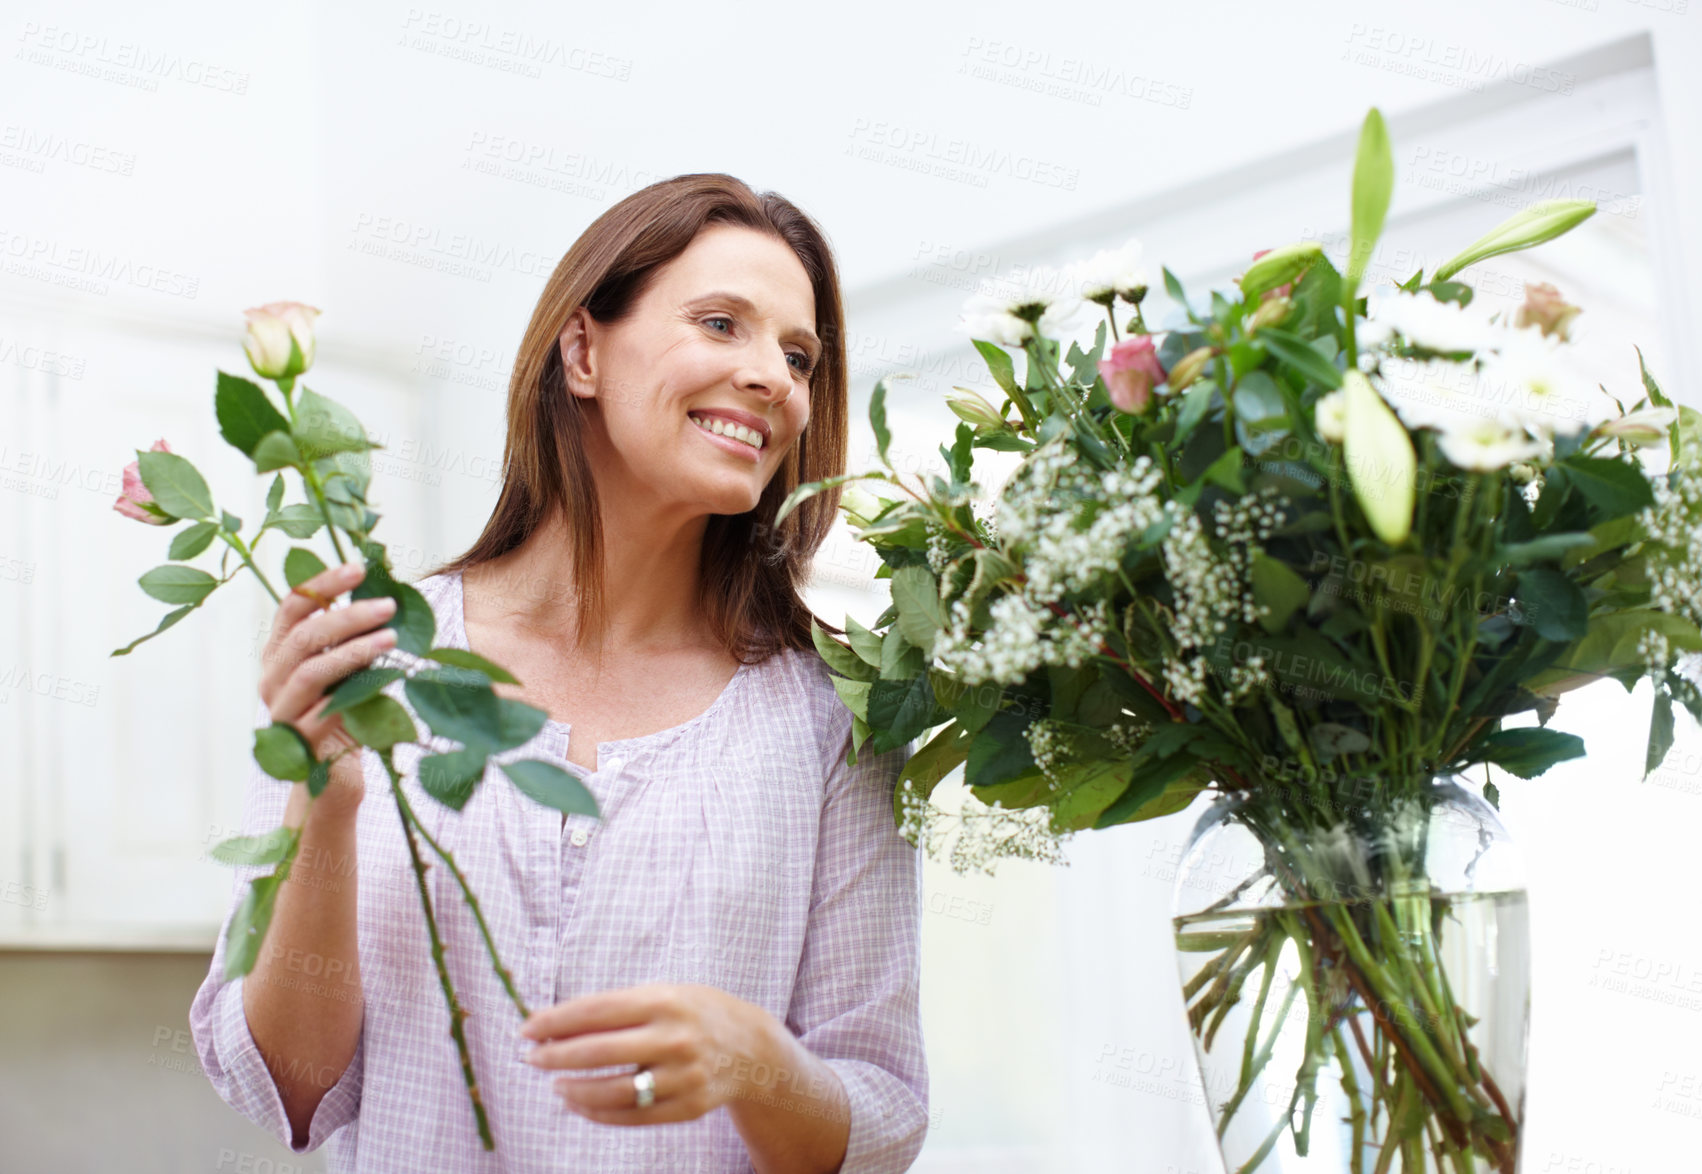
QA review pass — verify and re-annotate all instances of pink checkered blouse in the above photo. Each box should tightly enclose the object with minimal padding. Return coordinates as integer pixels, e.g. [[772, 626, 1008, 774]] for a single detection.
[[188, 568, 928, 1172]]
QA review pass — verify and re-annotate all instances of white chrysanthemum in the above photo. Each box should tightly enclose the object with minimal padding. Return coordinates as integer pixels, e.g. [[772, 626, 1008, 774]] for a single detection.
[[958, 292, 1036, 347], [1315, 389, 1348, 443], [1363, 288, 1500, 354], [1474, 324, 1596, 436], [1436, 417, 1547, 472], [1374, 354, 1497, 433], [959, 260, 1089, 345], [1072, 237, 1148, 303]]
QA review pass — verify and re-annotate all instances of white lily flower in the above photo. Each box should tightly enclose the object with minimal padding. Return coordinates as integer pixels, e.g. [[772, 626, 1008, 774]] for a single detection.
[[1475, 324, 1594, 435], [1073, 237, 1148, 303], [1437, 417, 1547, 471]]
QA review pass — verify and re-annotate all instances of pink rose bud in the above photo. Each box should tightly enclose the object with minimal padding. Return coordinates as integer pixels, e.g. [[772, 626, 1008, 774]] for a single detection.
[[1098, 335, 1167, 415], [114, 439, 174, 524], [1251, 249, 1296, 301], [1514, 282, 1580, 341], [242, 301, 322, 380]]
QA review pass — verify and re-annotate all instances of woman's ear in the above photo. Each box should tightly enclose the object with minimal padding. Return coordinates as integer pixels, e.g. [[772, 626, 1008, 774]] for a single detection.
[[558, 307, 596, 399]]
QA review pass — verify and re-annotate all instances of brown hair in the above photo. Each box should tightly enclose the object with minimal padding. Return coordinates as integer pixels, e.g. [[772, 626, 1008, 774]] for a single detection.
[[423, 173, 850, 664]]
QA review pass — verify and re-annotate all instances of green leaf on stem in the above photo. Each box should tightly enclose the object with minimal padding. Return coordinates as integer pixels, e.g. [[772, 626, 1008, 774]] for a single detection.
[[973, 339, 1021, 399], [110, 603, 197, 657], [813, 619, 877, 682], [1250, 554, 1310, 634], [222, 872, 284, 981], [265, 474, 285, 514], [269, 505, 324, 540], [427, 648, 520, 685], [866, 672, 937, 753], [321, 667, 404, 717], [891, 565, 944, 657], [293, 387, 380, 461], [137, 449, 214, 520], [1645, 689, 1675, 782], [283, 546, 328, 588], [1563, 454, 1656, 517], [405, 673, 544, 753], [1515, 568, 1588, 641], [419, 747, 490, 811], [209, 828, 297, 867], [216, 371, 291, 458], [340, 693, 417, 750], [254, 721, 315, 782], [139, 564, 218, 605], [891, 721, 971, 829], [251, 431, 302, 473], [869, 378, 892, 467], [168, 521, 219, 561], [1255, 327, 1343, 390], [351, 557, 436, 655], [1476, 727, 1585, 778], [501, 759, 600, 818], [843, 614, 886, 669]]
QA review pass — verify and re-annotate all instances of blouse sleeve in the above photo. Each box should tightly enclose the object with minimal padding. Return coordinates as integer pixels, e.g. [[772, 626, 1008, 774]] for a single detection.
[[785, 701, 929, 1174], [186, 697, 366, 1154]]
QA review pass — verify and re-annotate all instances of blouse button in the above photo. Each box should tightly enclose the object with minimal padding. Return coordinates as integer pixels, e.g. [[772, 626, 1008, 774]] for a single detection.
[[569, 827, 589, 847]]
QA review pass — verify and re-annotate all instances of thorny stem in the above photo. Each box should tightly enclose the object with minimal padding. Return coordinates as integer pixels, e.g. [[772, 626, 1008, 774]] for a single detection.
[[389, 767, 531, 1022], [380, 749, 493, 1150]]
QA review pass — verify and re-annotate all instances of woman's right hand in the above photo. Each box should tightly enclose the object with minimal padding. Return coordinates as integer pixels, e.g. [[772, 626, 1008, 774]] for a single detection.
[[258, 560, 399, 814]]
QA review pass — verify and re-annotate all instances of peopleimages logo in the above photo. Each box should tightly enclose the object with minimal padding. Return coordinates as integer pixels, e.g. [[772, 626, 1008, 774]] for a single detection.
[[15, 23, 251, 94], [0, 230, 199, 299]]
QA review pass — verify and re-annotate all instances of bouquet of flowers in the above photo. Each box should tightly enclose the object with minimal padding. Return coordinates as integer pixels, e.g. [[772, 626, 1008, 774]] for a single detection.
[[780, 107, 1701, 1172], [112, 304, 596, 1150]]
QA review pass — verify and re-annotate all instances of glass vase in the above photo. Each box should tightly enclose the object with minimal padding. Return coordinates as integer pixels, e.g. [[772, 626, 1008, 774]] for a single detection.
[[1170, 774, 1530, 1173]]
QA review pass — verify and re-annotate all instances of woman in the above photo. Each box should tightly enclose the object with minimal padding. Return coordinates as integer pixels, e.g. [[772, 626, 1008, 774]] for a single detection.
[[188, 174, 929, 1173]]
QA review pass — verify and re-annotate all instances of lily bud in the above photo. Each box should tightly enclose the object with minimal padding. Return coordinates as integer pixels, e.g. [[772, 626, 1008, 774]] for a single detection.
[[1592, 406, 1677, 446], [946, 387, 1009, 431], [1247, 296, 1293, 333], [1166, 346, 1216, 393], [1097, 336, 1167, 415], [1241, 242, 1322, 301], [1514, 282, 1581, 341], [1342, 370, 1416, 546], [113, 439, 175, 525], [1432, 199, 1596, 283], [242, 301, 322, 380]]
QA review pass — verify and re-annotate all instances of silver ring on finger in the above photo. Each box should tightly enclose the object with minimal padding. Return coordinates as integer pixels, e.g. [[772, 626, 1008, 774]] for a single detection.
[[632, 1066, 655, 1109]]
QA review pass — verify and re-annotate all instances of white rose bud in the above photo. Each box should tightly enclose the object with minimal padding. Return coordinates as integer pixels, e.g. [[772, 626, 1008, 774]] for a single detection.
[[242, 301, 322, 380]]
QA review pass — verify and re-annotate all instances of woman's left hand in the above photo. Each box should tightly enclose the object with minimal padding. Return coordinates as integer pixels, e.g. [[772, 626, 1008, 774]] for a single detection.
[[518, 982, 764, 1125]]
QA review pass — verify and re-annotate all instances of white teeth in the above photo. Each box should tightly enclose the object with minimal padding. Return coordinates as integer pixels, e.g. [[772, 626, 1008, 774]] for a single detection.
[[690, 413, 763, 449]]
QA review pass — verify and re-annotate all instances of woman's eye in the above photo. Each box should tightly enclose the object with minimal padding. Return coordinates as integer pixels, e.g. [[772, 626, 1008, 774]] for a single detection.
[[704, 316, 733, 333], [788, 352, 817, 376]]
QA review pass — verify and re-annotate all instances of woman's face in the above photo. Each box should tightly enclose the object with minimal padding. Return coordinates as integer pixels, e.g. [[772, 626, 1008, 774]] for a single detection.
[[559, 222, 819, 519]]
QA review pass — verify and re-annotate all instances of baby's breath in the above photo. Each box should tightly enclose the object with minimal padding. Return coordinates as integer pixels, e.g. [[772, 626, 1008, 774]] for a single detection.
[[1642, 464, 1702, 646], [1158, 489, 1287, 707], [897, 778, 1072, 876]]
